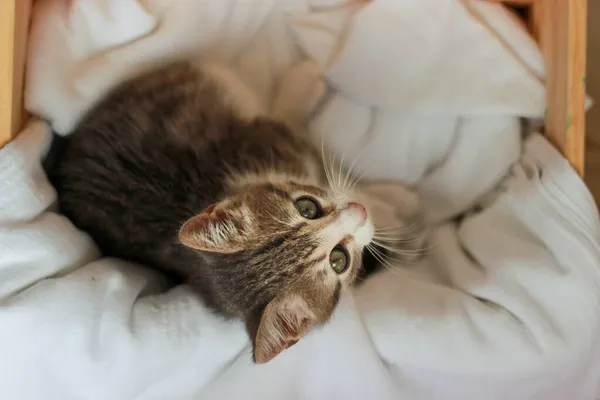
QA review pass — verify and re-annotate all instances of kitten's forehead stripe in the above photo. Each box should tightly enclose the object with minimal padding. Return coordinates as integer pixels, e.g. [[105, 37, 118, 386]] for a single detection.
[[303, 253, 327, 271], [252, 229, 299, 255], [293, 184, 328, 198], [264, 183, 291, 200], [313, 254, 326, 264]]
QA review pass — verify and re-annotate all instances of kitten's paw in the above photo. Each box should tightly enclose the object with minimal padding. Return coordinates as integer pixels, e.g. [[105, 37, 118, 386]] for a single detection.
[[273, 60, 326, 123]]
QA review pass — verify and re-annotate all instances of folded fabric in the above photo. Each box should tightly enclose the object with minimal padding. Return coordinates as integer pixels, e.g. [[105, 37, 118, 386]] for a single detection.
[[25, 0, 157, 134], [23, 0, 539, 220], [311, 97, 522, 222], [0, 121, 254, 399], [288, 0, 546, 116], [26, 0, 282, 134], [9, 0, 600, 399], [2, 121, 599, 399]]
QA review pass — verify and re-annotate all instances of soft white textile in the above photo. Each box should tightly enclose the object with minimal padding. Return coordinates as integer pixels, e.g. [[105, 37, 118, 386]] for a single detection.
[[1, 0, 598, 398]]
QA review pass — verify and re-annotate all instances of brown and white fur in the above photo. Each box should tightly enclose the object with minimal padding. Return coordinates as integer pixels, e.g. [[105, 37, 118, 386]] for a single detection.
[[49, 59, 426, 364]]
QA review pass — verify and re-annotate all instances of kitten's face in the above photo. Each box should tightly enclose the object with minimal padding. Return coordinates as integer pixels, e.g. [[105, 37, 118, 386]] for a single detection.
[[179, 180, 373, 364]]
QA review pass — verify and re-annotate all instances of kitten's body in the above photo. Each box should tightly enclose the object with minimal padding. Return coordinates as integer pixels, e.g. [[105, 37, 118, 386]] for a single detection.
[[52, 60, 374, 362], [54, 61, 320, 295], [51, 59, 424, 363]]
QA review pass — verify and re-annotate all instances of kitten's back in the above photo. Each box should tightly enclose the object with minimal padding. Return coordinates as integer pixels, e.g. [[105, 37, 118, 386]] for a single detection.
[[53, 61, 318, 274]]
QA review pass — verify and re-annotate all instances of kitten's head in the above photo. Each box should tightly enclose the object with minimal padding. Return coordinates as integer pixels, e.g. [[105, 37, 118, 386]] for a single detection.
[[179, 178, 373, 364]]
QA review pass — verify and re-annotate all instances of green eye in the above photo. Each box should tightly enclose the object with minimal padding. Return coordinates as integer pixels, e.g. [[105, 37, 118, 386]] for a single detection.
[[329, 246, 349, 274], [295, 197, 321, 219]]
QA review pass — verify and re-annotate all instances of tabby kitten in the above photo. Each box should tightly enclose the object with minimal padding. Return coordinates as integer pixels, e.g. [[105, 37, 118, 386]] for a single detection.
[[50, 59, 414, 364]]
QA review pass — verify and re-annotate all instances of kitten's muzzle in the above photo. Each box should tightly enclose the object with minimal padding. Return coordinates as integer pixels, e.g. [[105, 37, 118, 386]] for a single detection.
[[343, 202, 368, 225]]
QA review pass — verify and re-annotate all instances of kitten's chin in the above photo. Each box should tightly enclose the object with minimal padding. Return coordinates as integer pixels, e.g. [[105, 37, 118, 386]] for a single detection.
[[354, 220, 374, 247]]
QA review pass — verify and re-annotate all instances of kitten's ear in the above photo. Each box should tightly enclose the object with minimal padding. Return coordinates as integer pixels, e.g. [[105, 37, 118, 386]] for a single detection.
[[248, 295, 317, 364], [179, 202, 251, 253]]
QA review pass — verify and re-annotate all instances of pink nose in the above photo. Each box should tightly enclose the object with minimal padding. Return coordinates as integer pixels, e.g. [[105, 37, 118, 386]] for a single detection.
[[345, 202, 367, 222]]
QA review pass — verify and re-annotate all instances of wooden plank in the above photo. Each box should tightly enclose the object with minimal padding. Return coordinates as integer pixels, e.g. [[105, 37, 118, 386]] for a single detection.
[[486, 0, 534, 4], [532, 0, 587, 177], [482, 0, 588, 177], [0, 0, 32, 148]]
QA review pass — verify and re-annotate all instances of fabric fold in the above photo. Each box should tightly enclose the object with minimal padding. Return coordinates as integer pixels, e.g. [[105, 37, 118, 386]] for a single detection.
[[7, 0, 599, 398], [0, 121, 249, 399], [287, 0, 546, 115]]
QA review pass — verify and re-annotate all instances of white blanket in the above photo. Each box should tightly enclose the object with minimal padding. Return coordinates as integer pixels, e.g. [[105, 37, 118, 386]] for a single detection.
[[2, 0, 599, 398]]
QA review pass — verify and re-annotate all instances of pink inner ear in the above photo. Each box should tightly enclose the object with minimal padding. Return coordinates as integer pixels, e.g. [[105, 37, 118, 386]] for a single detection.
[[276, 314, 306, 351], [212, 208, 230, 223], [203, 203, 217, 215], [278, 314, 307, 338], [253, 296, 317, 364], [179, 201, 248, 253], [178, 204, 222, 248], [200, 203, 237, 226], [253, 313, 311, 364]]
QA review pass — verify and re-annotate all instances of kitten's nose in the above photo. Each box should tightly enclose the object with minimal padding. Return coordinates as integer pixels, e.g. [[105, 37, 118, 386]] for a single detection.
[[344, 202, 367, 223]]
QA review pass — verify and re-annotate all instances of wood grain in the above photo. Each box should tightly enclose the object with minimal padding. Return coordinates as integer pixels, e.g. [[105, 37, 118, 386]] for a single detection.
[[0, 0, 32, 149], [532, 0, 588, 177], [483, 0, 588, 178]]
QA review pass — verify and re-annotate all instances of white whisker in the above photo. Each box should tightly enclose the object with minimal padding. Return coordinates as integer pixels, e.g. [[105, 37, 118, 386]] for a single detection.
[[321, 137, 336, 191], [340, 154, 357, 193], [370, 240, 433, 256], [372, 235, 424, 243], [366, 245, 416, 278], [347, 169, 367, 192], [342, 137, 373, 192], [376, 223, 416, 231], [264, 209, 294, 229], [375, 223, 419, 234], [338, 144, 350, 192], [322, 136, 372, 194]]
